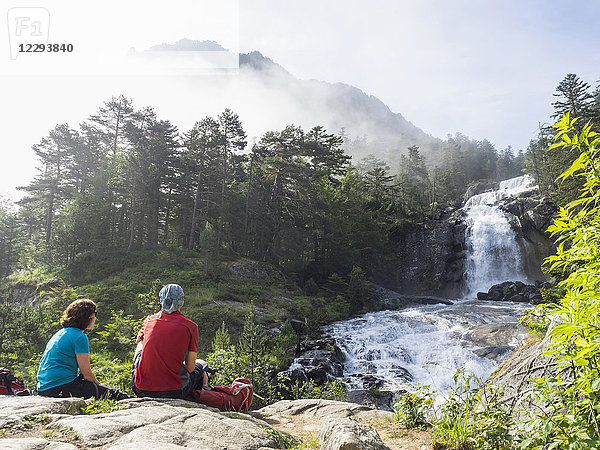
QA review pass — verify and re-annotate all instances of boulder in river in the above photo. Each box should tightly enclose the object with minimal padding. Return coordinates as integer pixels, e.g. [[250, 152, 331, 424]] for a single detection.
[[477, 281, 544, 304], [276, 338, 345, 399]]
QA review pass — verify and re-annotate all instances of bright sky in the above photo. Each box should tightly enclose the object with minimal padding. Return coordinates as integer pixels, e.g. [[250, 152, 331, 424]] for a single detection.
[[1, 0, 599, 200]]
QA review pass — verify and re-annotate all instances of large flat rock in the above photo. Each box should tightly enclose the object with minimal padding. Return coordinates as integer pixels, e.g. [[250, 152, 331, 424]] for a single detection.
[[49, 398, 276, 449], [0, 438, 77, 449], [253, 399, 392, 449], [0, 397, 392, 449], [0, 396, 86, 428]]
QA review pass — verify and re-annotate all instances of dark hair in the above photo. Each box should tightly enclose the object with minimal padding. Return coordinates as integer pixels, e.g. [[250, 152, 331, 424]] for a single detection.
[[60, 299, 97, 330]]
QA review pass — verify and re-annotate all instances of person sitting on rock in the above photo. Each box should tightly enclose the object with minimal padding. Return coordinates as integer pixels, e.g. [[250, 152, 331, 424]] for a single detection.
[[132, 284, 207, 399], [37, 298, 129, 400]]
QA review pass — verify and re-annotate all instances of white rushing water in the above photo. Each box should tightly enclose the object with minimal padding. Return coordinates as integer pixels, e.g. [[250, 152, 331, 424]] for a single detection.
[[323, 175, 536, 394], [463, 175, 536, 295], [324, 300, 529, 393]]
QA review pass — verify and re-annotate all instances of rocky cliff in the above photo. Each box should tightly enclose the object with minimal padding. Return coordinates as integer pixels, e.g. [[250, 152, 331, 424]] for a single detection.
[[392, 212, 466, 298], [499, 193, 556, 282]]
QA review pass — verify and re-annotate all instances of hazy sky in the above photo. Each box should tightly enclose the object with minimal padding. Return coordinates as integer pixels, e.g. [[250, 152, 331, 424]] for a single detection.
[[1, 0, 599, 200]]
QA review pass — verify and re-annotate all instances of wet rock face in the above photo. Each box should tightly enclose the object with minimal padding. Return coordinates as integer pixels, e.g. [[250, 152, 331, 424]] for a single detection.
[[500, 194, 556, 281], [501, 195, 555, 233], [276, 338, 345, 399], [393, 212, 467, 298], [473, 345, 514, 362], [477, 281, 546, 304], [463, 181, 500, 201]]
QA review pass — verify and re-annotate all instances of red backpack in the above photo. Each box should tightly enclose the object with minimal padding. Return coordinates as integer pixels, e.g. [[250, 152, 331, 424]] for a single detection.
[[188, 378, 253, 413], [0, 368, 28, 395]]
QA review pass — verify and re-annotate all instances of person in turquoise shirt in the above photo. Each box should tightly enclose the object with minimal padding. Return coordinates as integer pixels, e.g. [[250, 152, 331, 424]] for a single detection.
[[37, 299, 128, 400]]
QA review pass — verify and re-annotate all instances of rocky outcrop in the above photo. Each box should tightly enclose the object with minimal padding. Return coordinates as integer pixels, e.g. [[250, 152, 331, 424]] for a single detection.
[[346, 389, 396, 411], [321, 417, 388, 450], [500, 194, 556, 281], [488, 325, 560, 420], [275, 338, 345, 399], [463, 323, 528, 363], [377, 287, 453, 308], [393, 212, 466, 297], [476, 281, 545, 304], [0, 397, 392, 449], [392, 189, 555, 298], [6, 280, 62, 307]]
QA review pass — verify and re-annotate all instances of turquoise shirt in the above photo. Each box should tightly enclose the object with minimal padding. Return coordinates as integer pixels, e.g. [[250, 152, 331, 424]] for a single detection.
[[37, 327, 89, 391]]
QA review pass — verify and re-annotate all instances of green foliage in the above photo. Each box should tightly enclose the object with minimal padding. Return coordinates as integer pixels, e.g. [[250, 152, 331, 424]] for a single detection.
[[515, 115, 600, 447], [212, 321, 232, 351], [392, 386, 434, 429], [519, 303, 552, 333], [516, 376, 599, 449], [347, 266, 380, 313], [238, 305, 269, 393], [89, 353, 133, 394], [136, 278, 162, 316], [81, 397, 124, 415], [526, 74, 600, 205], [303, 278, 319, 296], [257, 425, 300, 449], [4, 268, 56, 286], [272, 374, 347, 403], [23, 412, 52, 424], [95, 310, 141, 357], [431, 370, 512, 450], [0, 298, 58, 370], [390, 369, 512, 450]]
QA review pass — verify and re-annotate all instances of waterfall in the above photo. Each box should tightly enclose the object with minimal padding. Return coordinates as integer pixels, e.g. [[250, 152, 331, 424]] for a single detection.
[[463, 175, 536, 296], [318, 175, 536, 395]]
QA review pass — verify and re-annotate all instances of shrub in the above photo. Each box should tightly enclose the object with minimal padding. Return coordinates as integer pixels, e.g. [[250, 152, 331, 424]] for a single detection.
[[518, 303, 552, 333], [514, 115, 600, 448], [431, 370, 512, 450], [392, 386, 434, 429]]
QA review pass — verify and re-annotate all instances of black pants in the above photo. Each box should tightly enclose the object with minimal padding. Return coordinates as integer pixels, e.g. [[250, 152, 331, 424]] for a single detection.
[[132, 356, 204, 399], [38, 374, 129, 400]]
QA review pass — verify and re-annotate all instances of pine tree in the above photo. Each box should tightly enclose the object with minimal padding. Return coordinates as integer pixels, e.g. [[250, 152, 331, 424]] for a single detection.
[[216, 109, 247, 247], [552, 73, 593, 121], [17, 124, 79, 259], [88, 95, 135, 155], [183, 117, 222, 250]]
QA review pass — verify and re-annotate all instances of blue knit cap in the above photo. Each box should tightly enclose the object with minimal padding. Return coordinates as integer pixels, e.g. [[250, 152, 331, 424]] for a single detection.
[[159, 284, 184, 314]]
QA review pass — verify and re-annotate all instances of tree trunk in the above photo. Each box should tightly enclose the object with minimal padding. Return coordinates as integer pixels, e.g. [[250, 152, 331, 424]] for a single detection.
[[127, 193, 136, 252], [189, 171, 203, 250]]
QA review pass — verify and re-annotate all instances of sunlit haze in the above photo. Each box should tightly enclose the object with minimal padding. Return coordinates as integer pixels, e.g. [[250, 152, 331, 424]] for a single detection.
[[1, 0, 598, 200]]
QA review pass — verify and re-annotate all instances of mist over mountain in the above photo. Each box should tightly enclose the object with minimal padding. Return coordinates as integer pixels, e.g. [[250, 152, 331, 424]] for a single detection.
[[138, 39, 441, 169], [148, 38, 229, 52], [237, 50, 437, 169]]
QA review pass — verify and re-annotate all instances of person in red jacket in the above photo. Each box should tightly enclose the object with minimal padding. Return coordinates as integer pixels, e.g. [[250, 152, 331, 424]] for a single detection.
[[132, 284, 206, 398]]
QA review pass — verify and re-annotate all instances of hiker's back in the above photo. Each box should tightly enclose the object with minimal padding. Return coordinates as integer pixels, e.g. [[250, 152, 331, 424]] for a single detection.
[[134, 310, 198, 391]]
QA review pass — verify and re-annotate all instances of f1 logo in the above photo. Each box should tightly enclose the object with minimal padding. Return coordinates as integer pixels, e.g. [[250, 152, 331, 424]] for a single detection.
[[7, 7, 50, 60]]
